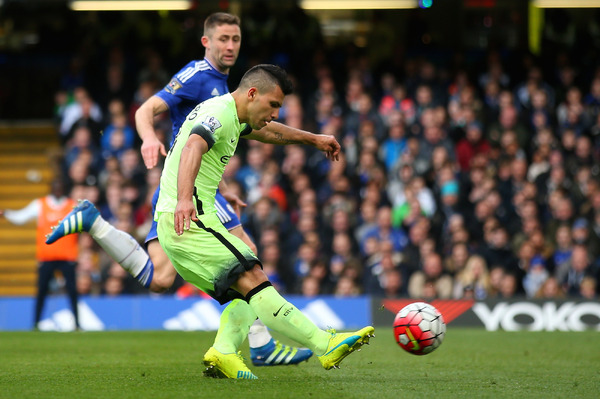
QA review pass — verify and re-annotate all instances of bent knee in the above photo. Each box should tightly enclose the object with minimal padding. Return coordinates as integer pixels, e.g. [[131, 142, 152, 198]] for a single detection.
[[149, 266, 178, 292]]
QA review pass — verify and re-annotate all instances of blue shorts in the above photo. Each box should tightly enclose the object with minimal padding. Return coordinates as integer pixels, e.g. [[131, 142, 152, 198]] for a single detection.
[[145, 187, 241, 244]]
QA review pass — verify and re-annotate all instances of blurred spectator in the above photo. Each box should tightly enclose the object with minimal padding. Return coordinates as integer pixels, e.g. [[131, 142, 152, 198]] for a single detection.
[[487, 105, 529, 151], [455, 121, 491, 172], [63, 125, 103, 174], [379, 84, 415, 124], [103, 275, 125, 296], [59, 87, 103, 143], [300, 275, 322, 297], [380, 268, 404, 298], [444, 241, 470, 276], [344, 92, 385, 140], [247, 161, 288, 211], [100, 112, 136, 160], [579, 276, 597, 299], [535, 276, 565, 299], [328, 232, 360, 282], [354, 200, 378, 245], [407, 252, 453, 299], [119, 148, 148, 187], [453, 254, 491, 300], [306, 74, 342, 128], [236, 145, 265, 193], [487, 265, 505, 297], [571, 217, 600, 260], [77, 271, 101, 296], [333, 276, 361, 297], [557, 244, 595, 296], [361, 206, 408, 254], [364, 241, 404, 297], [66, 97, 104, 147], [499, 272, 519, 298], [379, 118, 407, 172], [522, 255, 550, 298], [480, 225, 519, 276], [550, 223, 574, 272]]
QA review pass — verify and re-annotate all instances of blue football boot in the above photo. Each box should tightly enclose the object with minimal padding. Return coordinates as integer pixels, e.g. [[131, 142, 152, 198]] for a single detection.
[[46, 199, 100, 244], [250, 338, 313, 366]]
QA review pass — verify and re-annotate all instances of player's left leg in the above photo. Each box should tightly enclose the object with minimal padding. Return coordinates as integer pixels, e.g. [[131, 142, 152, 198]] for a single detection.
[[219, 192, 312, 366], [59, 260, 80, 330], [203, 298, 258, 379], [145, 239, 178, 292]]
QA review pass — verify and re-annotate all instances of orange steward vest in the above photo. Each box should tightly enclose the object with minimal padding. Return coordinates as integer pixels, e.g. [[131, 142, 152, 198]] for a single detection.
[[36, 196, 79, 262]]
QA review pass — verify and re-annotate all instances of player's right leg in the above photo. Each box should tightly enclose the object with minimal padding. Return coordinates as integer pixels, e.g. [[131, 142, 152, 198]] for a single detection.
[[34, 261, 54, 330], [238, 268, 375, 370], [59, 261, 80, 329], [46, 199, 155, 289]]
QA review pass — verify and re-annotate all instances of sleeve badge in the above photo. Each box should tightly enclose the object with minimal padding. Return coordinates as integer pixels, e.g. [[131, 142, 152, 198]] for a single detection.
[[201, 116, 222, 134], [165, 78, 182, 94]]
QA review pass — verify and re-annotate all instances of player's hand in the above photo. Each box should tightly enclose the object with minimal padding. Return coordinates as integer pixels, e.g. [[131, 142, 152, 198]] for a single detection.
[[221, 190, 246, 218], [141, 135, 167, 169], [174, 199, 198, 236], [0, 210, 4, 217], [315, 134, 341, 161]]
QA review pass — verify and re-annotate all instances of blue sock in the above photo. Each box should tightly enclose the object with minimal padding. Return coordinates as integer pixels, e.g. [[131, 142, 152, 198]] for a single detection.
[[136, 260, 154, 288]]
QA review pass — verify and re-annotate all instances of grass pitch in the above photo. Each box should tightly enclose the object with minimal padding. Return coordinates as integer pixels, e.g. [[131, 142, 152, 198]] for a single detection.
[[1, 328, 598, 399]]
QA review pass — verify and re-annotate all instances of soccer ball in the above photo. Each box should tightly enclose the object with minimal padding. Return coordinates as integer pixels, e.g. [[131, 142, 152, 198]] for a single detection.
[[393, 302, 446, 355]]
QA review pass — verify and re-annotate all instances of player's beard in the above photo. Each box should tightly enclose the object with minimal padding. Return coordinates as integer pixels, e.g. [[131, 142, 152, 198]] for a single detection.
[[218, 54, 236, 72]]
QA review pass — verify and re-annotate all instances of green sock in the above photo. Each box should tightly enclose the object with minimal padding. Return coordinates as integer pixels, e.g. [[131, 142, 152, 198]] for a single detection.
[[213, 299, 257, 354], [248, 286, 330, 355]]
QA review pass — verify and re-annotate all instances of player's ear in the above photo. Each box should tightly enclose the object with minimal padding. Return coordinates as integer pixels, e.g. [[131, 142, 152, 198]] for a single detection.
[[200, 35, 209, 48], [248, 88, 257, 100]]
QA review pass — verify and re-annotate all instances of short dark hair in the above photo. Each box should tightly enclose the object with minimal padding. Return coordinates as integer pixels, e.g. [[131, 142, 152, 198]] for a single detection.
[[238, 64, 294, 95], [203, 12, 240, 37]]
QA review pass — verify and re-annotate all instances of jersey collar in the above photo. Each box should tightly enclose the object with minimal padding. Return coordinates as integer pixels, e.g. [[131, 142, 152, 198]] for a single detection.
[[203, 58, 229, 77]]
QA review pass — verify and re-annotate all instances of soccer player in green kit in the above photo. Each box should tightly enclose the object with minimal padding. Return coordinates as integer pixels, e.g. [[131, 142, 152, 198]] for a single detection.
[[156, 64, 375, 379]]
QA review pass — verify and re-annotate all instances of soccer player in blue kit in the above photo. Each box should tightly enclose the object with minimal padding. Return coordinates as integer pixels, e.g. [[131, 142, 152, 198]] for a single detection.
[[46, 12, 311, 366]]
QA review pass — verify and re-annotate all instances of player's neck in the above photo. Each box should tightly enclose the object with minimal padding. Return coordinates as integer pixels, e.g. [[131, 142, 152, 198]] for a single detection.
[[204, 56, 230, 75], [231, 90, 247, 124]]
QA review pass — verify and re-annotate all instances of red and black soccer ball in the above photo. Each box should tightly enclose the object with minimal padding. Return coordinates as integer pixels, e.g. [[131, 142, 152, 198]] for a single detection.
[[393, 302, 446, 355]]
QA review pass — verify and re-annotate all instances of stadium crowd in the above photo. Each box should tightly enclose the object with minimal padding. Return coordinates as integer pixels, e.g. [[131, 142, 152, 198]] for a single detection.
[[47, 8, 600, 301]]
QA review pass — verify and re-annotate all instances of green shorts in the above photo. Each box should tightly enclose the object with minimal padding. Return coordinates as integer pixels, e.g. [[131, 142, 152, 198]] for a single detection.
[[157, 212, 261, 304]]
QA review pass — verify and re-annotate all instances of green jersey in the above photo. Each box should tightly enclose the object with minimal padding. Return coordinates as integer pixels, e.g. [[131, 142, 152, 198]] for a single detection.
[[155, 93, 249, 220]]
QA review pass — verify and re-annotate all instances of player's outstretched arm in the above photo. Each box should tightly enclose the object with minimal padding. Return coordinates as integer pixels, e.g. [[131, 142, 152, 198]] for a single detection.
[[135, 96, 169, 169], [0, 200, 39, 225], [244, 121, 341, 161]]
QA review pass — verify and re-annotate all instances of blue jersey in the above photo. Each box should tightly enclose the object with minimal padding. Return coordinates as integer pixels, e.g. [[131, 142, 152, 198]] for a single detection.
[[155, 58, 229, 145]]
